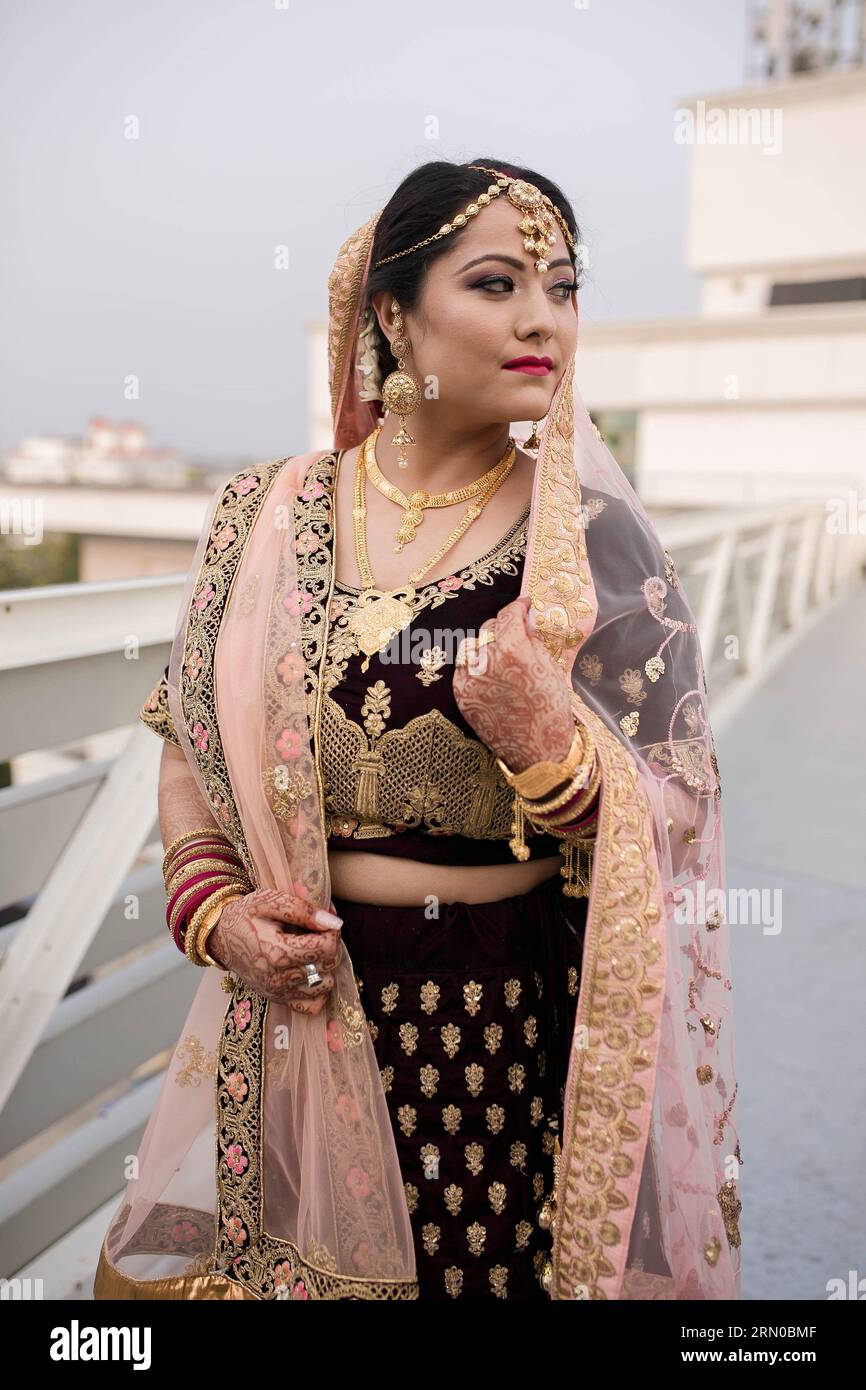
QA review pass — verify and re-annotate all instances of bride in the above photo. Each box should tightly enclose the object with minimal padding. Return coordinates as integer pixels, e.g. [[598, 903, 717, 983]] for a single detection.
[[94, 158, 742, 1301]]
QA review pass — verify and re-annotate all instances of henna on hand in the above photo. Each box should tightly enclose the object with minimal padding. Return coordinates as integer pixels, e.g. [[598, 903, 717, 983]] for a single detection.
[[209, 888, 342, 1013], [452, 596, 576, 772]]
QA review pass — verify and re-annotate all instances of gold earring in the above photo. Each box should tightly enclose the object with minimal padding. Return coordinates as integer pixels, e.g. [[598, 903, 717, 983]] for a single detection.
[[524, 420, 542, 451], [380, 300, 421, 469]]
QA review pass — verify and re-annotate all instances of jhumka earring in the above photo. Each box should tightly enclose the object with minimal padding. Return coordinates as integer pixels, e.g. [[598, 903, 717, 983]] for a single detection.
[[523, 420, 542, 452], [380, 300, 421, 469]]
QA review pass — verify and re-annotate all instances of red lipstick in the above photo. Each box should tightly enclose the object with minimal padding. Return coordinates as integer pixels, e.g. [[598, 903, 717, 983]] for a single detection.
[[503, 355, 553, 376]]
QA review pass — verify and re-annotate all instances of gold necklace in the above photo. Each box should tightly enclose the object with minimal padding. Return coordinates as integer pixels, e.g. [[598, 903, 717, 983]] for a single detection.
[[362, 426, 516, 553], [347, 439, 514, 672]]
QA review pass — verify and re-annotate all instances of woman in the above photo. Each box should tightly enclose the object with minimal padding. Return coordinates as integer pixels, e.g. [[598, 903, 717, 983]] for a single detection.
[[93, 159, 742, 1301]]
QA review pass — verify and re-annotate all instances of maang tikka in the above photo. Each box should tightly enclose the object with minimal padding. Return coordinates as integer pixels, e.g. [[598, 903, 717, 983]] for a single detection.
[[380, 300, 421, 469]]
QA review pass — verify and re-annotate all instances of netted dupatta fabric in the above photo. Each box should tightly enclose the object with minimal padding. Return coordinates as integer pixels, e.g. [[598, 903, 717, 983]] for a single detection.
[[94, 454, 417, 1300], [328, 212, 743, 1300], [522, 368, 742, 1300]]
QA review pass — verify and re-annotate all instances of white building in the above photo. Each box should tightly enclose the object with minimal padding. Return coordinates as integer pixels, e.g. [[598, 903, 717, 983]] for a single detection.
[[2, 417, 187, 489], [307, 3, 866, 510]]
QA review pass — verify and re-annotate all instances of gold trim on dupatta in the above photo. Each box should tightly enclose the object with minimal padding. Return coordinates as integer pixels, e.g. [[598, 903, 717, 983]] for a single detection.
[[523, 354, 596, 670], [177, 461, 288, 887], [327, 212, 382, 448], [94, 1239, 259, 1301], [170, 459, 418, 1301], [549, 705, 666, 1299], [524, 354, 668, 1301]]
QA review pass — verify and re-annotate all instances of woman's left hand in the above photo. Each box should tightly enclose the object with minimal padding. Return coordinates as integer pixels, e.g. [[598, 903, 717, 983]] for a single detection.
[[452, 595, 576, 773]]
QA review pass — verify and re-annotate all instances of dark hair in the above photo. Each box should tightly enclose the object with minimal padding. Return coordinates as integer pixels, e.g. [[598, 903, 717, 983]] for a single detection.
[[363, 158, 583, 381]]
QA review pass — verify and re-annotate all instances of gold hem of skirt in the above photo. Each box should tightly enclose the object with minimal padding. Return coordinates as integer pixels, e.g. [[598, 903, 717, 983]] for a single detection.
[[92, 1238, 259, 1301]]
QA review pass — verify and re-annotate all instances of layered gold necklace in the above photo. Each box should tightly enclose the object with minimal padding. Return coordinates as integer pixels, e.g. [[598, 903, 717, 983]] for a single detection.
[[346, 428, 516, 672], [363, 424, 517, 553]]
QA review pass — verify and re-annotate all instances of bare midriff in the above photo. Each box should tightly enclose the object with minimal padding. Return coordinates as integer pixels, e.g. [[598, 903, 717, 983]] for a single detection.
[[328, 848, 565, 907]]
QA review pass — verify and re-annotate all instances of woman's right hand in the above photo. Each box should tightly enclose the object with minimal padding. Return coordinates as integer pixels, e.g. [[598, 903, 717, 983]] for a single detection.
[[206, 888, 343, 1015]]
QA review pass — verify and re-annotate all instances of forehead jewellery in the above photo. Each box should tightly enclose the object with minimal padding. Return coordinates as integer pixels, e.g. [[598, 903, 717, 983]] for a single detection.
[[373, 165, 575, 273]]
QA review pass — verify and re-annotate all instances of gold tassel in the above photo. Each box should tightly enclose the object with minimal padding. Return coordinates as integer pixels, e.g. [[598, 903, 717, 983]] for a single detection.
[[508, 791, 530, 861], [356, 753, 381, 819], [560, 840, 592, 897], [538, 1127, 561, 1296]]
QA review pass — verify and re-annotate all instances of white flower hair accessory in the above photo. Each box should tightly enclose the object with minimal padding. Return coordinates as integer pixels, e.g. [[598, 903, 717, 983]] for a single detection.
[[357, 305, 384, 402]]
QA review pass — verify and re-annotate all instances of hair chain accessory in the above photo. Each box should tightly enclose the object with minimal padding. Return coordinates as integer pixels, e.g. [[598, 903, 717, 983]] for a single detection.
[[373, 167, 575, 275]]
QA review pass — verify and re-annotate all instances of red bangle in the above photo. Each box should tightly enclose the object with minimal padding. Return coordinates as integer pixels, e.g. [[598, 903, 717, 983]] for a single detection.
[[172, 886, 224, 951], [555, 806, 600, 835], [173, 909, 191, 953], [531, 786, 584, 821], [165, 861, 244, 917], [167, 844, 242, 876], [166, 869, 233, 924], [168, 874, 246, 948], [164, 843, 238, 882], [530, 778, 598, 823]]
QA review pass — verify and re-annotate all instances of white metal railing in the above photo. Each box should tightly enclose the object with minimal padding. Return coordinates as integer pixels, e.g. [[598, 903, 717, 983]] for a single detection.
[[656, 501, 866, 726], [0, 577, 192, 1276], [0, 497, 863, 1274]]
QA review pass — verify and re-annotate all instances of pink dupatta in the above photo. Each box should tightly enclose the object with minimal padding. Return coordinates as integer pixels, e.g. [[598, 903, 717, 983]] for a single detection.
[[94, 205, 741, 1302]]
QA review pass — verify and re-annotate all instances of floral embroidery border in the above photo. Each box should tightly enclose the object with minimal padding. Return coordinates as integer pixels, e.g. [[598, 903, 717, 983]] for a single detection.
[[550, 703, 667, 1300], [178, 463, 287, 884], [208, 451, 419, 1300], [525, 355, 595, 666]]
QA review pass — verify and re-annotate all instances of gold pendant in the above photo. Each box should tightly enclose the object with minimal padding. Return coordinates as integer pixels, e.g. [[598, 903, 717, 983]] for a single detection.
[[347, 587, 416, 671], [394, 489, 432, 552]]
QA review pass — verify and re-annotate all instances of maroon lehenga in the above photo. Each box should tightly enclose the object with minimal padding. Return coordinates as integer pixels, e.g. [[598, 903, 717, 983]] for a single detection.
[[318, 466, 590, 1298], [334, 879, 585, 1299]]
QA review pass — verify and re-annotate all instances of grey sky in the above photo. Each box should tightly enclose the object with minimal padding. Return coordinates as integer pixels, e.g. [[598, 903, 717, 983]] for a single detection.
[[0, 0, 747, 464]]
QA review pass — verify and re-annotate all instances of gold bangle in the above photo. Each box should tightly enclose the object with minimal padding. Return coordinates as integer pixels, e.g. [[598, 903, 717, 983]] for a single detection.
[[535, 759, 601, 821], [555, 817, 599, 848], [162, 827, 233, 878], [164, 842, 245, 879], [528, 760, 601, 829], [165, 856, 248, 896], [527, 754, 600, 817], [195, 892, 244, 968], [185, 884, 247, 967], [171, 873, 250, 940], [188, 881, 247, 941], [522, 755, 595, 815], [496, 722, 587, 801]]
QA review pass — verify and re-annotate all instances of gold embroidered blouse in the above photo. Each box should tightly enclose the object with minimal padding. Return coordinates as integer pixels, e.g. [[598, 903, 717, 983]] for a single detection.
[[137, 451, 594, 866], [312, 453, 565, 863]]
